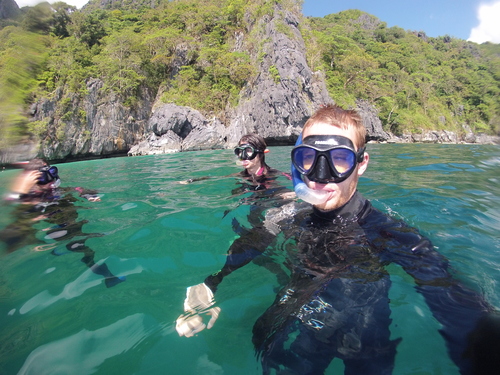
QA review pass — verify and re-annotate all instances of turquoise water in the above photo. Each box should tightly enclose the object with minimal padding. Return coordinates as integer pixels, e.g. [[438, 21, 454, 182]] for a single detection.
[[0, 144, 499, 375]]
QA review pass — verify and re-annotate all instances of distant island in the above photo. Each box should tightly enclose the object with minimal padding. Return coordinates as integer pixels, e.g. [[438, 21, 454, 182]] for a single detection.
[[1, 0, 499, 164]]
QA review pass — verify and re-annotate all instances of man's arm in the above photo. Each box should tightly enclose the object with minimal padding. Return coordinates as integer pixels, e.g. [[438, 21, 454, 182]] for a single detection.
[[205, 227, 276, 292], [379, 219, 498, 374], [176, 222, 277, 337]]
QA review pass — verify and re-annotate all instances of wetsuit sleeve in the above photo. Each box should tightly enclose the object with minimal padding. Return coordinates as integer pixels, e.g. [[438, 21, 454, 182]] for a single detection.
[[204, 224, 277, 293], [378, 218, 497, 374]]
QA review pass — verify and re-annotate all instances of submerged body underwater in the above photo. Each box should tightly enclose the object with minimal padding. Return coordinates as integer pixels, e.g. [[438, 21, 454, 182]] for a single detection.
[[0, 144, 499, 374]]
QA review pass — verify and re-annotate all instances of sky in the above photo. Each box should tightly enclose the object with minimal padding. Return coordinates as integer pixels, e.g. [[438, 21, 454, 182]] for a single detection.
[[302, 0, 500, 43], [12, 0, 500, 44]]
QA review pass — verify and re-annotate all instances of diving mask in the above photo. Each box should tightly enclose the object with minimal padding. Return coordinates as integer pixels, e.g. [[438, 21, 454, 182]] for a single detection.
[[37, 166, 59, 185], [234, 144, 264, 161], [292, 135, 364, 184]]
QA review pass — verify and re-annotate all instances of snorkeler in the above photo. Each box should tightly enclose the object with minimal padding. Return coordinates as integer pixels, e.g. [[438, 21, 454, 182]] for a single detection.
[[176, 105, 500, 374], [232, 134, 296, 200], [179, 134, 271, 182], [1, 159, 125, 288], [179, 134, 293, 196], [232, 134, 272, 189]]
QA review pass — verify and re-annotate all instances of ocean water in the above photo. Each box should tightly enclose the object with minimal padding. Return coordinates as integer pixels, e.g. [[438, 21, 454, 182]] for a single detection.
[[0, 144, 499, 375]]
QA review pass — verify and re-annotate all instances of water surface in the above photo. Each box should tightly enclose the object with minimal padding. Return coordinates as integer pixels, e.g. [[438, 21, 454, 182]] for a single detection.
[[0, 144, 499, 375]]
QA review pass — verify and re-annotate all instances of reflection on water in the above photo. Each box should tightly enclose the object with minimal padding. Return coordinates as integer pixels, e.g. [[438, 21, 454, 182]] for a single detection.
[[0, 144, 499, 374], [17, 314, 158, 375]]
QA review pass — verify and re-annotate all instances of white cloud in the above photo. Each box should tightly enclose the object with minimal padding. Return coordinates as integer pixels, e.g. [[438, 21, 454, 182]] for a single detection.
[[468, 1, 500, 43]]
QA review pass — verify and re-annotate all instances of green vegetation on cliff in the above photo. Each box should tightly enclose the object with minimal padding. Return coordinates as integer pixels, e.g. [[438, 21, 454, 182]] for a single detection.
[[0, 0, 499, 151], [303, 10, 500, 136], [0, 0, 265, 149]]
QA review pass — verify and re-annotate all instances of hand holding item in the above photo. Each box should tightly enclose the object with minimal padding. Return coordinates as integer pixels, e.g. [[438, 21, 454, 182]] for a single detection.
[[176, 283, 221, 337], [75, 187, 101, 202]]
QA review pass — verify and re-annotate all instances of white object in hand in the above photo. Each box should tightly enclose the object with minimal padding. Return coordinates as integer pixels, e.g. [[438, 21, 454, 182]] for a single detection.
[[176, 283, 221, 337]]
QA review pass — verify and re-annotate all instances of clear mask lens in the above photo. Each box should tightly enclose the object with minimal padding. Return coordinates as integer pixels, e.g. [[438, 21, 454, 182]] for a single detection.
[[292, 146, 358, 182], [293, 147, 356, 174], [329, 149, 355, 174]]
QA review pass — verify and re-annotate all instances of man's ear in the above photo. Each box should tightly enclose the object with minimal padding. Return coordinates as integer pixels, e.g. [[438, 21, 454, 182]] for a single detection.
[[357, 152, 369, 176]]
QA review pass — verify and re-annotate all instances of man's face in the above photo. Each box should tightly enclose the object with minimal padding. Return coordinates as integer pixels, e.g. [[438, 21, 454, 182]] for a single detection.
[[302, 121, 369, 211]]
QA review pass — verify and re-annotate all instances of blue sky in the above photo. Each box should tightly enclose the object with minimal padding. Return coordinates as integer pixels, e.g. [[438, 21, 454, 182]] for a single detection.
[[303, 0, 500, 43], [14, 0, 500, 43]]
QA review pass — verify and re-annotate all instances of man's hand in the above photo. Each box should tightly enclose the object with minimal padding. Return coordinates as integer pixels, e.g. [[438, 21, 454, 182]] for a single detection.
[[279, 191, 296, 200], [176, 283, 221, 337], [14, 170, 40, 195]]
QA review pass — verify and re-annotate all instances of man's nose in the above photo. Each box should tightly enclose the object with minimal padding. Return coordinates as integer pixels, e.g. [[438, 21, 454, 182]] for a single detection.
[[311, 155, 333, 182]]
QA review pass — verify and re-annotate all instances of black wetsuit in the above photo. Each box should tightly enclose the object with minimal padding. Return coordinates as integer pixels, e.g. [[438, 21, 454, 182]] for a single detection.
[[232, 168, 291, 196], [204, 191, 497, 375]]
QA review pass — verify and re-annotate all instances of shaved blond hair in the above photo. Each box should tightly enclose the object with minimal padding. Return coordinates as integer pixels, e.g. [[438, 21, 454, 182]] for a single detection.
[[303, 104, 366, 150]]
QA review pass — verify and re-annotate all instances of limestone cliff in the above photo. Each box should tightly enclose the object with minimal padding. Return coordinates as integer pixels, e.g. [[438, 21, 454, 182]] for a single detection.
[[9, 2, 498, 164], [129, 3, 391, 156], [130, 3, 337, 156], [0, 0, 19, 20], [30, 79, 153, 161], [224, 4, 333, 146]]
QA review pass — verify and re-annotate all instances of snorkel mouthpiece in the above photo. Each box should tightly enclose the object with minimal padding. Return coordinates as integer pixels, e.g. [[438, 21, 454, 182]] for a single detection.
[[293, 178, 331, 205], [291, 134, 330, 205]]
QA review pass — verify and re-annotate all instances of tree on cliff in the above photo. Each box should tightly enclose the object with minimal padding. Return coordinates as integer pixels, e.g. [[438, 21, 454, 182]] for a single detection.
[[0, 0, 499, 156], [304, 9, 500, 136]]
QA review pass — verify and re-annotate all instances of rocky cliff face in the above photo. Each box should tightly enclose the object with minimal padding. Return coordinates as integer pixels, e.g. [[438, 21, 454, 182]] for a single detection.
[[129, 3, 338, 156], [128, 103, 227, 155], [30, 79, 153, 161], [129, 4, 391, 156], [356, 99, 390, 142], [224, 5, 333, 146], [0, 0, 19, 19]]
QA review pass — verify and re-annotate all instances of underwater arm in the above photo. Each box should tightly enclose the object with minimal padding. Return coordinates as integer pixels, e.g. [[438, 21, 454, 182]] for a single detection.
[[205, 228, 275, 292], [383, 224, 498, 374], [176, 225, 276, 337]]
